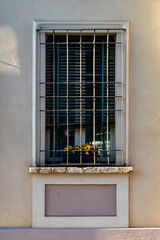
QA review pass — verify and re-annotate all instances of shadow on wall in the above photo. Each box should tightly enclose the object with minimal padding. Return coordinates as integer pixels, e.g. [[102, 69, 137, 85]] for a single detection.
[[0, 25, 20, 77], [0, 22, 32, 160]]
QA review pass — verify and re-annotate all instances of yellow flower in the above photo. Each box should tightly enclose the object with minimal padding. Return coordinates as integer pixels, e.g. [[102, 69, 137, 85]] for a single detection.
[[84, 145, 90, 150], [64, 143, 99, 155], [64, 145, 74, 151], [85, 151, 89, 155], [69, 145, 73, 150]]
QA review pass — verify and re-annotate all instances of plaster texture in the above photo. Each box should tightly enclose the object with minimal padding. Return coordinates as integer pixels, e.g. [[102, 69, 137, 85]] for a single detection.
[[0, 0, 160, 228]]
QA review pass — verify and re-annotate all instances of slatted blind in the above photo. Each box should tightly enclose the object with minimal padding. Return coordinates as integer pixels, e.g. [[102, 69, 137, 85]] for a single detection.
[[46, 34, 115, 127]]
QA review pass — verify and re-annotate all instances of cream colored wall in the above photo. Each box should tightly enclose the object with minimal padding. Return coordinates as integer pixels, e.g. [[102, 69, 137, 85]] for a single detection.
[[0, 0, 160, 227]]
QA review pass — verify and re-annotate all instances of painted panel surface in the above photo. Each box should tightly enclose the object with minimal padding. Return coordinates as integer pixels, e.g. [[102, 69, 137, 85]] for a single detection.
[[45, 184, 116, 216]]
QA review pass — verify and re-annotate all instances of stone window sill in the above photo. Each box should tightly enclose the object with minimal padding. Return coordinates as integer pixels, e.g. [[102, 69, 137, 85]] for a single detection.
[[29, 166, 133, 174]]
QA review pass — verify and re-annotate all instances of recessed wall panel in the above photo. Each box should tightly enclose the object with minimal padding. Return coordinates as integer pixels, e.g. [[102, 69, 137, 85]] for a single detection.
[[45, 184, 116, 216]]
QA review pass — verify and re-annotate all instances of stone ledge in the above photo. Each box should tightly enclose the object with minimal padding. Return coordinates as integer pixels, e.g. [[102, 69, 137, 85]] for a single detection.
[[29, 166, 133, 174]]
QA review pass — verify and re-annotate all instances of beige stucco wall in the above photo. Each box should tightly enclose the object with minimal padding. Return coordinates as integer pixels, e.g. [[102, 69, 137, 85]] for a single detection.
[[0, 0, 160, 227]]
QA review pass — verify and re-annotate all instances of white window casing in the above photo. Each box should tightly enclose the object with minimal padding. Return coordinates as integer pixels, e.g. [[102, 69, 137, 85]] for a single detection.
[[31, 21, 130, 229], [32, 21, 129, 167]]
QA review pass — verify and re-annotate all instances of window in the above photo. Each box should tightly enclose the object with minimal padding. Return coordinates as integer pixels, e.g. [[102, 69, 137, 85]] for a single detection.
[[36, 25, 126, 167]]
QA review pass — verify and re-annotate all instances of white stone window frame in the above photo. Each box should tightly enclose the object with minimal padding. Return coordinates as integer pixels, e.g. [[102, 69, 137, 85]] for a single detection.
[[31, 21, 130, 228], [32, 21, 129, 167]]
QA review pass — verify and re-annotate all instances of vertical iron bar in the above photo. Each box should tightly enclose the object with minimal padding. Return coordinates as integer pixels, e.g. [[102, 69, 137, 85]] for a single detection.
[[106, 32, 109, 164], [39, 32, 41, 166], [102, 42, 104, 125], [80, 31, 82, 164], [57, 41, 59, 130], [102, 41, 105, 152], [66, 31, 69, 165], [40, 32, 46, 166], [93, 31, 96, 165], [121, 30, 124, 165], [53, 31, 56, 163]]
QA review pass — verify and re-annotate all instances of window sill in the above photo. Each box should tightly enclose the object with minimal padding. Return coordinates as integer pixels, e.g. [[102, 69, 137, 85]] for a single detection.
[[29, 166, 133, 174]]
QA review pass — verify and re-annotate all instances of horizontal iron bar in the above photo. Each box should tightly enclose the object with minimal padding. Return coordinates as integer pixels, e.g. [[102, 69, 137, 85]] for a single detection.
[[40, 81, 122, 84], [40, 96, 122, 98], [43, 163, 126, 167], [41, 42, 122, 45], [41, 109, 121, 112], [40, 149, 123, 152], [38, 28, 126, 31]]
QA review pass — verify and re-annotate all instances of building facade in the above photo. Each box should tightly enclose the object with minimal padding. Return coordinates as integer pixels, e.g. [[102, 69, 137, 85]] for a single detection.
[[1, 0, 160, 239]]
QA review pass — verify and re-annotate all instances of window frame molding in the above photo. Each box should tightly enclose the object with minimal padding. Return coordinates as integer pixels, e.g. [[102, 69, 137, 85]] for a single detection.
[[32, 20, 129, 167]]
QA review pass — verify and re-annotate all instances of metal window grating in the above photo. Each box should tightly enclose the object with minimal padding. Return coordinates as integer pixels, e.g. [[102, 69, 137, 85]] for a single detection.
[[38, 28, 125, 167]]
